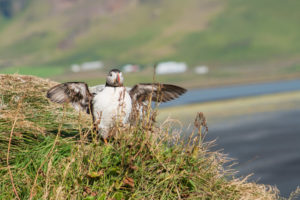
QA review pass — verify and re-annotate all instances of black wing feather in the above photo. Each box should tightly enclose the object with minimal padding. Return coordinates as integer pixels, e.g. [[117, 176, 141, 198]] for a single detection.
[[129, 83, 187, 103], [46, 82, 93, 113]]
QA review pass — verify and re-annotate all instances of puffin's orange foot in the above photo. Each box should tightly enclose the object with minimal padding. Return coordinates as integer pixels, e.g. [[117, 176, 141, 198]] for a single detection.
[[104, 139, 108, 145]]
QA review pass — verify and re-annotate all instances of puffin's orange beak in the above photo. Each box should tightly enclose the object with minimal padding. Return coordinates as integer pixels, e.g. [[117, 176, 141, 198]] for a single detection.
[[117, 73, 120, 84]]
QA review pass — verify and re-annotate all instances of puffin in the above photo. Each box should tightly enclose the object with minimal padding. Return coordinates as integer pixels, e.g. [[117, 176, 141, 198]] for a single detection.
[[47, 69, 187, 143]]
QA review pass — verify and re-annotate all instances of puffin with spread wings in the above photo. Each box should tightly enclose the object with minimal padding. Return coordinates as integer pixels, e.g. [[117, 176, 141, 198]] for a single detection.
[[47, 69, 187, 143]]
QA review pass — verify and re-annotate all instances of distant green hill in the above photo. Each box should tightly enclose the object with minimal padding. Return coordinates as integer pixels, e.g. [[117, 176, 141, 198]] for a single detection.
[[0, 0, 299, 78]]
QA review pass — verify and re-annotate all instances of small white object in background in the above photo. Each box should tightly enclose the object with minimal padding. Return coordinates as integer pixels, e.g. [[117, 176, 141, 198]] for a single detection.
[[71, 61, 104, 72], [122, 64, 140, 73], [156, 61, 187, 74], [81, 61, 103, 71], [195, 66, 209, 75], [71, 64, 81, 72]]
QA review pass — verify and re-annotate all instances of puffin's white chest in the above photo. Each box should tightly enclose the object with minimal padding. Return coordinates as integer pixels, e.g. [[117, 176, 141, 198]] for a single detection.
[[92, 87, 132, 133]]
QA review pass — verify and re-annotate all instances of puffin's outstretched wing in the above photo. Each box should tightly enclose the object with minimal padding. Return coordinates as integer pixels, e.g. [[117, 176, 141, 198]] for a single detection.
[[129, 83, 187, 103], [46, 82, 93, 113]]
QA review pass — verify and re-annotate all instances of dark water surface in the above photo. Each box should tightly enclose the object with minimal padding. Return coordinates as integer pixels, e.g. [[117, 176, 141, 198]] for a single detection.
[[163, 79, 300, 107], [207, 110, 300, 198]]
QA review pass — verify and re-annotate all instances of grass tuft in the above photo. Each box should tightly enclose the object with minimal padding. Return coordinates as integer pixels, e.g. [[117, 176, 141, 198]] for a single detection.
[[0, 74, 280, 199]]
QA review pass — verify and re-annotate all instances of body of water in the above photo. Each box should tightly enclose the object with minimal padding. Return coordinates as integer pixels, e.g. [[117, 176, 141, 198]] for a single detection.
[[208, 109, 300, 198], [163, 79, 300, 107]]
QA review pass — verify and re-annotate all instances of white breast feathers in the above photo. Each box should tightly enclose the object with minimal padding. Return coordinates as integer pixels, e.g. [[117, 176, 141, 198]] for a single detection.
[[92, 87, 132, 138]]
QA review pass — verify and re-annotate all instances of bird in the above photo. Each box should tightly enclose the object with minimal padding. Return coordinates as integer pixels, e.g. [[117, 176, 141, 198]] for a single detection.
[[46, 69, 187, 143]]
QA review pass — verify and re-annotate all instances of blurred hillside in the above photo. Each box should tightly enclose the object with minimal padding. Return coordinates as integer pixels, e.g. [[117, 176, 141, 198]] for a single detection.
[[0, 0, 299, 82]]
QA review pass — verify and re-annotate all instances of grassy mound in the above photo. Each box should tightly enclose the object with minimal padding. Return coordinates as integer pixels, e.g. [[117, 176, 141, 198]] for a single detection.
[[0, 74, 280, 199]]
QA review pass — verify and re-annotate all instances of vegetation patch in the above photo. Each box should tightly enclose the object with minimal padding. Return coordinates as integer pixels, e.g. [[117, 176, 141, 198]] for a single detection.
[[0, 65, 66, 78], [0, 74, 282, 199], [285, 64, 300, 73]]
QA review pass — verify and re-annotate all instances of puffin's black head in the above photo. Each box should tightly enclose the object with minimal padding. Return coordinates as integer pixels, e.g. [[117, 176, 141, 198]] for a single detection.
[[106, 69, 124, 87], [109, 69, 121, 73]]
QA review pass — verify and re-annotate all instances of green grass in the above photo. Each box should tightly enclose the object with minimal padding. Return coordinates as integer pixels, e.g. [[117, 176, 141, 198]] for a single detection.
[[0, 74, 282, 199], [0, 65, 66, 77], [284, 64, 300, 73], [174, 0, 300, 65]]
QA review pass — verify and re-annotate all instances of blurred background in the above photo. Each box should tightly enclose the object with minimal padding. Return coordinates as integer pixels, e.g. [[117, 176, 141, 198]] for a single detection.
[[0, 0, 299, 197]]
